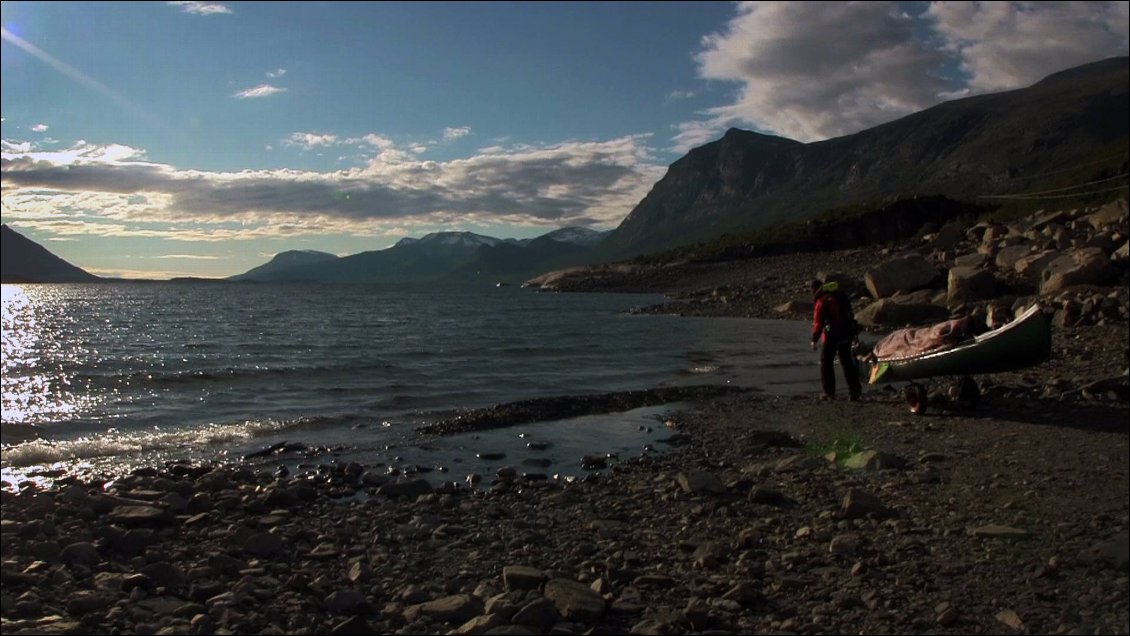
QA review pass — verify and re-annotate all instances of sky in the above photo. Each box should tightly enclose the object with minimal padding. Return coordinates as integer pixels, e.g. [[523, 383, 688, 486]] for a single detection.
[[2, 1, 1128, 279]]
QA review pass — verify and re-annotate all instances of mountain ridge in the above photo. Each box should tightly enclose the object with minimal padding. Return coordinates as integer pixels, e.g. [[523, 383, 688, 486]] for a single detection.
[[1, 225, 101, 283], [594, 56, 1129, 260]]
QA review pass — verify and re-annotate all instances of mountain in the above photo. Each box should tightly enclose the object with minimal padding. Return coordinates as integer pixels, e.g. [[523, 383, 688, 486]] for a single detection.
[[228, 228, 607, 284], [394, 231, 511, 249], [228, 250, 340, 282], [1, 225, 101, 283], [538, 227, 611, 247], [595, 56, 1129, 259]]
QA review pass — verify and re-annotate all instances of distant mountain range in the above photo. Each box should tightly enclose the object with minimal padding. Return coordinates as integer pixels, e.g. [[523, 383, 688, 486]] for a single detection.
[[1, 225, 100, 283], [227, 227, 611, 284], [4, 57, 1126, 285]]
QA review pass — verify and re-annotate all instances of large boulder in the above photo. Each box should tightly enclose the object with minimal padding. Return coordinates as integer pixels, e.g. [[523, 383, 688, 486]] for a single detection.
[[928, 224, 966, 251], [1040, 247, 1115, 295], [856, 299, 951, 328], [1014, 250, 1061, 279], [864, 254, 941, 299], [947, 267, 999, 305], [953, 252, 988, 269], [1086, 199, 1128, 231], [995, 244, 1033, 270]]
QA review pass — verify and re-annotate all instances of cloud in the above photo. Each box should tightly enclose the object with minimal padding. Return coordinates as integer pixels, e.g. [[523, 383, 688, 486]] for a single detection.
[[157, 254, 222, 260], [665, 90, 695, 102], [928, 1, 1130, 91], [31, 124, 49, 132], [266, 68, 287, 78], [1, 136, 665, 240], [168, 2, 232, 16], [284, 133, 340, 150], [233, 84, 287, 99], [443, 126, 472, 141], [679, 1, 1129, 149]]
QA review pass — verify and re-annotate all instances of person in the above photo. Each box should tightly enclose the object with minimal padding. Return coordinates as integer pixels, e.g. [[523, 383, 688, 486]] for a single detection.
[[810, 279, 862, 401]]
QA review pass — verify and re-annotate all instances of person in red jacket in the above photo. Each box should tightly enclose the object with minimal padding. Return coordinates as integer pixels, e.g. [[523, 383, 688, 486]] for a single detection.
[[811, 280, 862, 401]]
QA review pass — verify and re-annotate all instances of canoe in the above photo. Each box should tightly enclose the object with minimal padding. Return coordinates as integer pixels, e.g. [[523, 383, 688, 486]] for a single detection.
[[867, 304, 1051, 384]]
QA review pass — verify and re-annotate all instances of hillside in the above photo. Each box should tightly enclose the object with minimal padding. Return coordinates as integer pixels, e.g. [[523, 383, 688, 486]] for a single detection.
[[595, 57, 1129, 260], [0, 225, 101, 283]]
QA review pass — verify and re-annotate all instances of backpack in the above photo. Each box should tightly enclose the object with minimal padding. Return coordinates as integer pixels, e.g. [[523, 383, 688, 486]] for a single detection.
[[821, 282, 858, 341]]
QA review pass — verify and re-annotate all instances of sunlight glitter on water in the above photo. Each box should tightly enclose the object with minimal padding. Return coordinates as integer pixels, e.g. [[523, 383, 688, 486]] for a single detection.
[[2, 284, 97, 426]]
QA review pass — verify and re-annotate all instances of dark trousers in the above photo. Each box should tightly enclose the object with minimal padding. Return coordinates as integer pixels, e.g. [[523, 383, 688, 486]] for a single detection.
[[821, 338, 862, 398]]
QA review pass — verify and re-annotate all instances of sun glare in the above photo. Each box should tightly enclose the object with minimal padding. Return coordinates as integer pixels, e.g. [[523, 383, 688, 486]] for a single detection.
[[1, 285, 87, 427]]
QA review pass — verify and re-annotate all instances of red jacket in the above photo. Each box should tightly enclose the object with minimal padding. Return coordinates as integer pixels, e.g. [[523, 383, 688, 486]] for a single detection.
[[812, 291, 851, 344]]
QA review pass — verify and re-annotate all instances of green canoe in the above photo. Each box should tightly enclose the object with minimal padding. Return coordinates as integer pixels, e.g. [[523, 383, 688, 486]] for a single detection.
[[868, 304, 1051, 385]]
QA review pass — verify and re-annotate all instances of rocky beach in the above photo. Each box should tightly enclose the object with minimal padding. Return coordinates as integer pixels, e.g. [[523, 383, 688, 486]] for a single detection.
[[3, 201, 1128, 636]]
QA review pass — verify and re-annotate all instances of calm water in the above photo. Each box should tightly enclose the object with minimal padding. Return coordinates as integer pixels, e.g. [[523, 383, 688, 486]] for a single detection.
[[1, 282, 817, 489]]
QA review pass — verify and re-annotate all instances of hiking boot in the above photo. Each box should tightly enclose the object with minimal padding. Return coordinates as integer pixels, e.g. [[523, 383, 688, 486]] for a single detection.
[[849, 393, 861, 402], [820, 394, 835, 401]]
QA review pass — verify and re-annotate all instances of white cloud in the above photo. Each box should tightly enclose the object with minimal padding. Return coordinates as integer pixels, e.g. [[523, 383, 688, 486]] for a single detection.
[[1, 139, 147, 165], [157, 254, 222, 260], [31, 124, 49, 132], [443, 126, 472, 141], [665, 90, 695, 102], [168, 2, 232, 16], [1, 136, 665, 240], [233, 84, 287, 99], [266, 68, 287, 78], [346, 134, 396, 151], [679, 1, 1129, 149], [3, 140, 34, 154], [928, 1, 1130, 91], [284, 133, 340, 149]]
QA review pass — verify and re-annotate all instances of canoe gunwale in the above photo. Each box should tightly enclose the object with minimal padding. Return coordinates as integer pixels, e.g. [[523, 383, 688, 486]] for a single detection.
[[867, 304, 1049, 384]]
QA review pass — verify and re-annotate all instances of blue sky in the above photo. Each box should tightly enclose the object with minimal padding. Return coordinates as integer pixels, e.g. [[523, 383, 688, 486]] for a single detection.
[[2, 1, 1128, 279]]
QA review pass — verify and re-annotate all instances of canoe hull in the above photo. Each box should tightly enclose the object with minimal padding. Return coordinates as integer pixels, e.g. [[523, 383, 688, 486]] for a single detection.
[[868, 304, 1051, 384]]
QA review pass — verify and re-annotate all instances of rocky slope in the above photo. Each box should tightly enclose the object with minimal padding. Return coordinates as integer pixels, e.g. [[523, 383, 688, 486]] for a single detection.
[[595, 57, 1128, 259]]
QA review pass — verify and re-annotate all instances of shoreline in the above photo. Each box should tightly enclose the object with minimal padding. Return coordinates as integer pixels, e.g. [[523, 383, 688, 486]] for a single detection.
[[3, 307, 1128, 635], [4, 202, 1129, 634], [2, 387, 1126, 635]]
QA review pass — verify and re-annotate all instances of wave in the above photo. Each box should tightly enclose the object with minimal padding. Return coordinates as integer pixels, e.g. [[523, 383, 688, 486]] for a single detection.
[[0, 414, 360, 469], [69, 361, 400, 390]]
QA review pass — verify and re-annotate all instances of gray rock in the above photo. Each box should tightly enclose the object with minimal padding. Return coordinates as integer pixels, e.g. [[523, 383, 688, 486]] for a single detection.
[[543, 578, 606, 622], [675, 471, 726, 496], [839, 489, 894, 520], [61, 542, 100, 566], [995, 244, 1033, 270], [1041, 247, 1114, 294], [947, 266, 998, 304], [841, 450, 907, 471], [330, 615, 376, 635], [968, 525, 1030, 539], [108, 505, 173, 526], [325, 589, 368, 614], [242, 532, 283, 556], [953, 252, 988, 268], [405, 594, 483, 624], [1086, 199, 1127, 230], [1077, 533, 1129, 569], [451, 613, 507, 635], [865, 254, 941, 299], [856, 298, 950, 328], [139, 562, 187, 591], [1014, 250, 1060, 279], [511, 597, 561, 629], [502, 565, 547, 592]]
